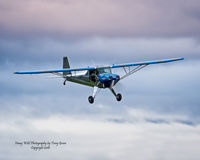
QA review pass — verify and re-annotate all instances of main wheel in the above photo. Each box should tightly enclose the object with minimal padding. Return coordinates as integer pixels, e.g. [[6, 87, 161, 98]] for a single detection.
[[116, 93, 122, 101], [88, 96, 94, 104]]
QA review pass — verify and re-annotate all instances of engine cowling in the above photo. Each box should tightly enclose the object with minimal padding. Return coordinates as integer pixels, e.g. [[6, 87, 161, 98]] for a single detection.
[[98, 73, 120, 88]]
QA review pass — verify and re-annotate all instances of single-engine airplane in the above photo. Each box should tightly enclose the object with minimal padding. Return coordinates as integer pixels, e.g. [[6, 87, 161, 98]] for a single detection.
[[15, 57, 184, 103]]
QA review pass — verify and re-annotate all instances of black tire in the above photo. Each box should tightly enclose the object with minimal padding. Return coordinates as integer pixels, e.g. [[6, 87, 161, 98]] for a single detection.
[[116, 93, 122, 101], [88, 96, 94, 104]]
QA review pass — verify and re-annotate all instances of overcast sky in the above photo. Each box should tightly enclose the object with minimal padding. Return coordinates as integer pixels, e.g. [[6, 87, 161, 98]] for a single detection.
[[0, 0, 200, 160]]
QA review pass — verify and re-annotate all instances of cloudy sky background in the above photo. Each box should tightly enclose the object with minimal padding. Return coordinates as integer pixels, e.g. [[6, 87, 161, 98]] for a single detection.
[[0, 0, 200, 159]]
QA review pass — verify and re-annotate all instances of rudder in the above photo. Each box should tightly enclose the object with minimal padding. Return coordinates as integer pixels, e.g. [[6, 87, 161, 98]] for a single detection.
[[63, 56, 71, 76]]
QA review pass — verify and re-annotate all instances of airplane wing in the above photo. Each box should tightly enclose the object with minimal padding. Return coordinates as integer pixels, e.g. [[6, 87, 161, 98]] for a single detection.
[[112, 57, 184, 68], [14, 67, 95, 74], [111, 57, 184, 80], [14, 57, 183, 78]]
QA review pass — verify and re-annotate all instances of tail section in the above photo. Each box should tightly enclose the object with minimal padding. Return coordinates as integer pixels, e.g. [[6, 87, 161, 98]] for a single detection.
[[63, 56, 71, 76]]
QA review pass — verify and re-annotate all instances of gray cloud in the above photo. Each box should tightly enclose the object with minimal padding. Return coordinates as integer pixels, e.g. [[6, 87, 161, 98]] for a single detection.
[[0, 37, 199, 121], [0, 37, 200, 68], [1, 58, 199, 122]]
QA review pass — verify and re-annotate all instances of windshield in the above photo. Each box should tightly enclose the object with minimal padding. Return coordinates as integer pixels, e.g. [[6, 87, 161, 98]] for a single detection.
[[97, 67, 112, 74]]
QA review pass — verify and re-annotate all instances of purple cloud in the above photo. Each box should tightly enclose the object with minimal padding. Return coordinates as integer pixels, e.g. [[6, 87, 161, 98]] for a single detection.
[[0, 0, 200, 38]]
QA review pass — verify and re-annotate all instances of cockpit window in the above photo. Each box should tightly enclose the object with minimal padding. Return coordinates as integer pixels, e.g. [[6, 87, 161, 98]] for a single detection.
[[97, 67, 112, 74]]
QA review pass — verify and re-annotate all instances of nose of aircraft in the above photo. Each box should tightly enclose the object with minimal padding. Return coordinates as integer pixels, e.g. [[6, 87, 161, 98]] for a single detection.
[[98, 73, 120, 87]]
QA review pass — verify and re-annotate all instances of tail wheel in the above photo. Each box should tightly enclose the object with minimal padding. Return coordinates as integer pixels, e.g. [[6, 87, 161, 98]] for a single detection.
[[116, 93, 122, 101], [88, 96, 94, 104]]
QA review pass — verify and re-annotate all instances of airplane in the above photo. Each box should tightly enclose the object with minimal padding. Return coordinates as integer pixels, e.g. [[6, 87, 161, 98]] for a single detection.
[[14, 57, 184, 104]]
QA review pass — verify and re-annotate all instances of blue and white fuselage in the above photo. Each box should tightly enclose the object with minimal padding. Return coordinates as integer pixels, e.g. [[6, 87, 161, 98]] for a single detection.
[[65, 67, 120, 88]]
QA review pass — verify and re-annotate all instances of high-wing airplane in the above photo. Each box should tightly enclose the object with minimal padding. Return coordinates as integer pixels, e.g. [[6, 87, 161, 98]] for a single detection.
[[14, 57, 184, 103]]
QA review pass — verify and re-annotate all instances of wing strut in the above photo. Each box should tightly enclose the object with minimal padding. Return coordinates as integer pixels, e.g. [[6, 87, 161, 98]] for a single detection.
[[112, 57, 184, 80], [120, 64, 148, 80]]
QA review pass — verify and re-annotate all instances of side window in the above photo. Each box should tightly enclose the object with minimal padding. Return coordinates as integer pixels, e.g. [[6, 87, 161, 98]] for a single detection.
[[104, 68, 111, 73], [97, 67, 112, 74]]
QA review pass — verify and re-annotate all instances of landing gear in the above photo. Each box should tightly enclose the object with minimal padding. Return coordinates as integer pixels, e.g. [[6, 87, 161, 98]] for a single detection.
[[88, 96, 94, 104], [109, 88, 122, 102], [88, 86, 100, 104], [88, 85, 121, 103], [116, 93, 122, 101], [63, 79, 67, 85]]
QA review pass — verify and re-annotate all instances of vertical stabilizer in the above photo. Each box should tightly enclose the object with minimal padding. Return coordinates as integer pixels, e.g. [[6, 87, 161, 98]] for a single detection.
[[63, 57, 71, 76]]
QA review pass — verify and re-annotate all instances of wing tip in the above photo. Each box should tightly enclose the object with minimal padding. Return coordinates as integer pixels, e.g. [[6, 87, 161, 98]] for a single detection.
[[14, 72, 26, 74], [178, 57, 184, 60], [175, 57, 184, 62]]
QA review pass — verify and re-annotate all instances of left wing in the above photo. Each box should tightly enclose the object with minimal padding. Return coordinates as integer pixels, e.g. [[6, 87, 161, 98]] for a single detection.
[[111, 57, 184, 80], [14, 67, 95, 74], [112, 58, 184, 68]]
